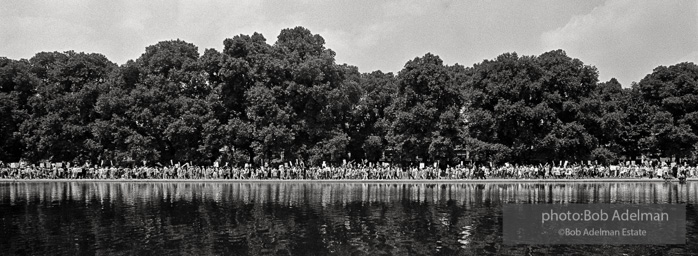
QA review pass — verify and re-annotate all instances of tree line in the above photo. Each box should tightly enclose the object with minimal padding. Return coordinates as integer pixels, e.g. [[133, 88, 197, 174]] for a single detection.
[[1, 26, 697, 167]]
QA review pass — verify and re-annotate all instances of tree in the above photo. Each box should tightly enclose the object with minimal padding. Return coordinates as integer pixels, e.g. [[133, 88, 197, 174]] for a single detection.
[[126, 40, 217, 165], [635, 62, 698, 160], [3, 27, 696, 166], [348, 71, 397, 162], [0, 58, 38, 161], [271, 27, 351, 164], [464, 50, 599, 163], [198, 27, 357, 166], [20, 51, 116, 162], [386, 53, 465, 164]]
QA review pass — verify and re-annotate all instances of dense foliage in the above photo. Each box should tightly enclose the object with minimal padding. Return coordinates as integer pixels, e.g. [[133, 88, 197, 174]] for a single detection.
[[1, 26, 697, 166]]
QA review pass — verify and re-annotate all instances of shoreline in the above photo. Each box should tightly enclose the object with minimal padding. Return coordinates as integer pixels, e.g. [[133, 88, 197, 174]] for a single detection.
[[1, 178, 696, 183]]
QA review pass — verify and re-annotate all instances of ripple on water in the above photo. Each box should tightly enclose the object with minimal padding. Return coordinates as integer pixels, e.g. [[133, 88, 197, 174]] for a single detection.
[[1, 181, 697, 255]]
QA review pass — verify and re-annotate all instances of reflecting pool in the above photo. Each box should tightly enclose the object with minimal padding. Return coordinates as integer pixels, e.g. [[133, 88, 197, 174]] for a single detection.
[[1, 182, 697, 255]]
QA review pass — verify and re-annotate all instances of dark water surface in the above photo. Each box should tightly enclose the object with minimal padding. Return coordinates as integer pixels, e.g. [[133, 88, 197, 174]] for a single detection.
[[1, 182, 697, 255]]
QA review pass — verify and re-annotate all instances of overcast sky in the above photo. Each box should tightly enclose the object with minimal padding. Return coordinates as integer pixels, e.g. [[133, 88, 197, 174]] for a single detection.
[[1, 0, 696, 87]]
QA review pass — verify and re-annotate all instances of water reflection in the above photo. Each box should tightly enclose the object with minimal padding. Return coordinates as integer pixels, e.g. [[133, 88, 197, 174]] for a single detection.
[[1, 182, 697, 255], [3, 182, 697, 206]]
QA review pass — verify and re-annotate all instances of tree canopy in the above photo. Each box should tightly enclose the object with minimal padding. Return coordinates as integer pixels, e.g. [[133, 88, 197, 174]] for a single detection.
[[2, 27, 697, 166]]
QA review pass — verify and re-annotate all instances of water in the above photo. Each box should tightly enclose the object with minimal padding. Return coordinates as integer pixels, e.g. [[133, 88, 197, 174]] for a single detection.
[[1, 182, 697, 255]]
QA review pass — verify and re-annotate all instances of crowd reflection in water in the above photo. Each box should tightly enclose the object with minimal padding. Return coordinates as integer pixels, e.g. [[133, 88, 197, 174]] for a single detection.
[[3, 182, 698, 206], [1, 182, 697, 255]]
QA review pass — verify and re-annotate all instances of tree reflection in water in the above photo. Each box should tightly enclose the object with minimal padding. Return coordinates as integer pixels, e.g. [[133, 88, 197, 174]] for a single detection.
[[1, 182, 697, 255]]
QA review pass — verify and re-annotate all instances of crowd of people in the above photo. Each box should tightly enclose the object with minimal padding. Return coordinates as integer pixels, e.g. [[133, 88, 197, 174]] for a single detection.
[[0, 162, 694, 180]]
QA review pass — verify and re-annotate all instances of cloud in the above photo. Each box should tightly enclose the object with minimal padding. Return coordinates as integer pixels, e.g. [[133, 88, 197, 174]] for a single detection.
[[0, 0, 268, 64], [1, 0, 693, 82], [677, 51, 698, 64], [382, 0, 450, 17], [542, 0, 698, 86]]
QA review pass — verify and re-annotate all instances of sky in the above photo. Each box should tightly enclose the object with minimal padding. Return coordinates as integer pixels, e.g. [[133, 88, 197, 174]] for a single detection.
[[1, 0, 696, 87]]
